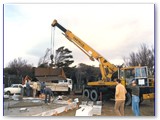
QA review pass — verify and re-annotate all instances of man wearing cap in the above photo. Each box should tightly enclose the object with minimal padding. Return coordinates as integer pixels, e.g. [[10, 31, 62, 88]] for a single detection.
[[131, 80, 140, 116], [115, 79, 127, 116]]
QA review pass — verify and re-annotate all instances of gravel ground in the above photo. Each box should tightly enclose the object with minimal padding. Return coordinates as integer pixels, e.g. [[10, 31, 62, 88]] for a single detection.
[[3, 94, 155, 117], [58, 95, 155, 116]]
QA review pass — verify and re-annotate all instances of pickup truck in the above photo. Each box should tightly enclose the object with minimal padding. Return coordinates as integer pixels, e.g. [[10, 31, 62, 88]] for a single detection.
[[4, 84, 23, 95]]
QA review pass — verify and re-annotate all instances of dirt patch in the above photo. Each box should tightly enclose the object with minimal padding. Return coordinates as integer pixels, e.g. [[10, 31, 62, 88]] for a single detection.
[[9, 101, 43, 108], [4, 94, 155, 116], [57, 95, 155, 116]]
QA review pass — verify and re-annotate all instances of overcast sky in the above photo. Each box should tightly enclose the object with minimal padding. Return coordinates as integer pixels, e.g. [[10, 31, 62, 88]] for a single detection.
[[4, 3, 154, 67]]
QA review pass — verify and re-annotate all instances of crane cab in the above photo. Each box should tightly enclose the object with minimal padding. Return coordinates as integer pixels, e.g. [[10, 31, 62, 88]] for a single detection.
[[120, 66, 154, 105], [120, 66, 149, 87]]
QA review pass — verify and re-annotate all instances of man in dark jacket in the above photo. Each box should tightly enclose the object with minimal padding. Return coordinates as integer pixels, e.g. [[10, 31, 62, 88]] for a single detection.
[[40, 82, 46, 94], [44, 87, 53, 103]]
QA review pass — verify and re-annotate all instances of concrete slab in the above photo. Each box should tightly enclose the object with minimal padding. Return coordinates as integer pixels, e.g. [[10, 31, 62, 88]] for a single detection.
[[75, 106, 93, 116], [78, 101, 102, 116], [4, 97, 77, 116]]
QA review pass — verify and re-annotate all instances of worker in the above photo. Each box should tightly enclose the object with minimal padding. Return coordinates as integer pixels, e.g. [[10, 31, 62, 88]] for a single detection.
[[40, 82, 46, 94], [20, 85, 24, 97], [44, 87, 53, 104], [26, 80, 30, 97], [32, 81, 38, 98], [114, 79, 127, 116], [131, 80, 140, 116], [37, 82, 41, 97]]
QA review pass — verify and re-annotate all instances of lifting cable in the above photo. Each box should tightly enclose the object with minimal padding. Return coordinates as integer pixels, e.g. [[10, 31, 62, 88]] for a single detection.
[[50, 26, 55, 64]]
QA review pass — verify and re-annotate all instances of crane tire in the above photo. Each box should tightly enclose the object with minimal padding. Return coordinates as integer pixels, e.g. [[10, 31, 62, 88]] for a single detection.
[[83, 89, 90, 98], [90, 89, 98, 101]]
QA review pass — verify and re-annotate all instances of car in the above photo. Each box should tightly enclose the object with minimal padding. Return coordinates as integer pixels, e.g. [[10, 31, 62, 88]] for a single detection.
[[4, 84, 23, 95]]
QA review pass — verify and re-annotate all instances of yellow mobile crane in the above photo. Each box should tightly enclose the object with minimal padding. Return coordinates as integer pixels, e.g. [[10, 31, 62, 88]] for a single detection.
[[51, 20, 154, 105]]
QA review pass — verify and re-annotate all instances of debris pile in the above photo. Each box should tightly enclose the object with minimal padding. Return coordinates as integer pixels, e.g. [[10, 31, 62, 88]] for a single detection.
[[4, 94, 80, 116]]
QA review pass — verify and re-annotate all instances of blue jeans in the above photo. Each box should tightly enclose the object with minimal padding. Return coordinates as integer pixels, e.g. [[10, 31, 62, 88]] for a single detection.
[[132, 95, 140, 116], [26, 88, 30, 97], [40, 89, 44, 94]]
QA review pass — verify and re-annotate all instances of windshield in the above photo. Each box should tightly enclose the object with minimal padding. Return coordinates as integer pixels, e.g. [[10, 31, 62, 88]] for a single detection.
[[11, 84, 18, 87], [120, 69, 135, 79], [135, 67, 147, 78]]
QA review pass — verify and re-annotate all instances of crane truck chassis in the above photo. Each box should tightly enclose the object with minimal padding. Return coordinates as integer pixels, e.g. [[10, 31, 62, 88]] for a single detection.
[[51, 19, 154, 105]]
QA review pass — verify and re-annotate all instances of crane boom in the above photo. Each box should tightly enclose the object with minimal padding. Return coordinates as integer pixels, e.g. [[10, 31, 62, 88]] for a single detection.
[[51, 19, 118, 84]]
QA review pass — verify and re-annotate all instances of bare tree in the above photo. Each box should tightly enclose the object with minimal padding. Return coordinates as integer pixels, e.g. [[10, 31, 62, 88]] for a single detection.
[[128, 52, 138, 66], [4, 58, 33, 85], [38, 48, 51, 67], [136, 44, 149, 66], [136, 44, 154, 74], [122, 56, 129, 67], [7, 58, 33, 76], [123, 43, 154, 75]]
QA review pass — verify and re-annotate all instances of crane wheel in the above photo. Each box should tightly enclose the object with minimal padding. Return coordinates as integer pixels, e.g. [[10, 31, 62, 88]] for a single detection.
[[90, 89, 98, 101], [83, 89, 90, 98]]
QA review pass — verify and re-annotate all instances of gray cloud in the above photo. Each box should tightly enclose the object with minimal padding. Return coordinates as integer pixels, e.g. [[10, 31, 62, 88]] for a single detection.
[[4, 4, 154, 67]]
